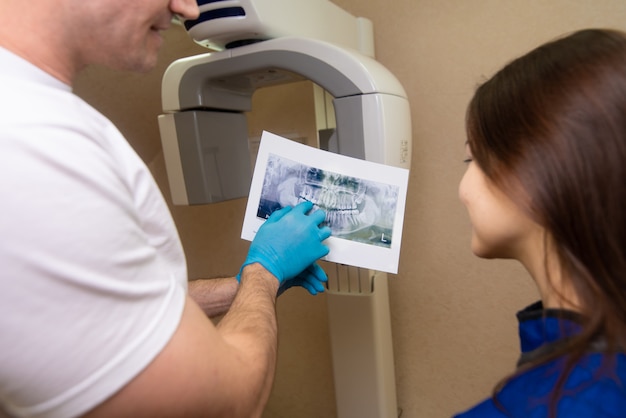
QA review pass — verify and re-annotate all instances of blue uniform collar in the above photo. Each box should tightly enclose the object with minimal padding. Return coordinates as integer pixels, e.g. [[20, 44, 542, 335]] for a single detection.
[[516, 301, 583, 367]]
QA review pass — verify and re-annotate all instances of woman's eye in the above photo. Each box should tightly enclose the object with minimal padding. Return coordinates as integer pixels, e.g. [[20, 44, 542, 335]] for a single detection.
[[463, 157, 473, 164]]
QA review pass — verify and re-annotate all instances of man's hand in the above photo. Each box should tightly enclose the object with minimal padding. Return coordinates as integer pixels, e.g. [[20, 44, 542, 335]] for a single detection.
[[240, 201, 331, 288], [278, 262, 328, 296]]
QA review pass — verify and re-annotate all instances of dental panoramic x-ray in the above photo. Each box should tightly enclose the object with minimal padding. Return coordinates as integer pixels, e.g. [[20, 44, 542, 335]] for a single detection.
[[257, 154, 400, 248], [241, 132, 408, 274]]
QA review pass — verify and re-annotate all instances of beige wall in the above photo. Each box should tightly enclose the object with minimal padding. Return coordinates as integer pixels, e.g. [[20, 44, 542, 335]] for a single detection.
[[74, 2, 626, 417]]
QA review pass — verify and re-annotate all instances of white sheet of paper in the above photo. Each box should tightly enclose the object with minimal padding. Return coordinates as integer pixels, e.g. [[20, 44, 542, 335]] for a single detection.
[[241, 131, 409, 274]]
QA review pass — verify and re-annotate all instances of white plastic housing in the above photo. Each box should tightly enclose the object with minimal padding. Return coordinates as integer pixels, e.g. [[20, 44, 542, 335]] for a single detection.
[[184, 0, 374, 56], [159, 28, 411, 418]]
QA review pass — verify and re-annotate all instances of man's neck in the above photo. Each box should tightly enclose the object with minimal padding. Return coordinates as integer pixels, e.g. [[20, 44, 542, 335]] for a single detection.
[[0, 3, 78, 85]]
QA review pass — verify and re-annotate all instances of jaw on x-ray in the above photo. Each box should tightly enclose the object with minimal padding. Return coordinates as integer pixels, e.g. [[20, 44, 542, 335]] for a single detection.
[[257, 154, 400, 248]]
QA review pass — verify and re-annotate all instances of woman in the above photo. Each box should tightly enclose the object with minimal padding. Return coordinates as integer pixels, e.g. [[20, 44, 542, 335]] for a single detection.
[[457, 29, 626, 417]]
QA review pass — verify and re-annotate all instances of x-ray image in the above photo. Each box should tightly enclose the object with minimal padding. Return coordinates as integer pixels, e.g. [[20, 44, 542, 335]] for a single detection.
[[257, 153, 399, 248], [242, 132, 409, 273]]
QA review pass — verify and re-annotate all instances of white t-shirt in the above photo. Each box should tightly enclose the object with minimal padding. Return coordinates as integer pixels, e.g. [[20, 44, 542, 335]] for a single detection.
[[0, 48, 188, 418]]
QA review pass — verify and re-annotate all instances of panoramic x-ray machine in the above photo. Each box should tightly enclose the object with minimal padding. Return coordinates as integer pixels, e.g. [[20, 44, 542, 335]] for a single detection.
[[158, 1, 411, 417]]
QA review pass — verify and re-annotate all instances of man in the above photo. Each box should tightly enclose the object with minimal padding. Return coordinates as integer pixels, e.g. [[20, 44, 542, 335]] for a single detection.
[[0, 1, 331, 417]]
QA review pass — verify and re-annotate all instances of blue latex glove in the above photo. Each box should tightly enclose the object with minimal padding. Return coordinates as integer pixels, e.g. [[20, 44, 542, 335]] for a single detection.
[[278, 262, 328, 296], [240, 201, 331, 285]]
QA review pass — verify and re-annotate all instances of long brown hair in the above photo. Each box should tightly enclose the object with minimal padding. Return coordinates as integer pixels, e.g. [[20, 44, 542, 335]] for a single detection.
[[466, 29, 626, 415]]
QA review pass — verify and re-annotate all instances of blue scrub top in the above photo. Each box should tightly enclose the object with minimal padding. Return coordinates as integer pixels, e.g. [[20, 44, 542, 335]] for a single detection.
[[454, 302, 626, 418]]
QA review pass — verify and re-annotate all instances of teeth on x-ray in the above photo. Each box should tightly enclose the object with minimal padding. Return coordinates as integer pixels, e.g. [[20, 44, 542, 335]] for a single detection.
[[258, 154, 395, 247], [300, 185, 360, 210], [298, 168, 370, 234]]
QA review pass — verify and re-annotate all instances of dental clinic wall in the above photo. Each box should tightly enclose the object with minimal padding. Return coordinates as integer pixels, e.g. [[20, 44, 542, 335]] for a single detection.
[[73, 1, 626, 417]]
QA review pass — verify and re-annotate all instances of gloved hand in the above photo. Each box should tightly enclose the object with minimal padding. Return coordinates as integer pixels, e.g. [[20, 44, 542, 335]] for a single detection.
[[239, 200, 331, 285], [278, 262, 328, 296]]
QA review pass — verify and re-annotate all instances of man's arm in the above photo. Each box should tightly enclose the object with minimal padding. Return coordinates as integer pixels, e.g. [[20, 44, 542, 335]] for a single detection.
[[85, 201, 331, 417], [85, 264, 279, 418], [188, 277, 239, 318], [187, 265, 329, 320]]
